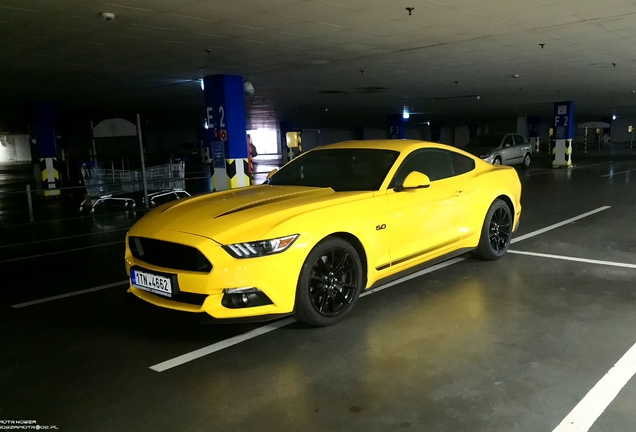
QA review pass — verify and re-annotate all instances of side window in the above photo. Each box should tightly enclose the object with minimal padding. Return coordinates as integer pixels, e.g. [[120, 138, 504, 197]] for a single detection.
[[503, 135, 514, 147], [450, 152, 475, 176], [514, 135, 525, 145], [390, 149, 456, 187]]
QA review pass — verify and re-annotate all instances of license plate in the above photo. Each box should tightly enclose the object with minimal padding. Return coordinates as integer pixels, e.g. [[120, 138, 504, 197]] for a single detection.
[[131, 269, 173, 297]]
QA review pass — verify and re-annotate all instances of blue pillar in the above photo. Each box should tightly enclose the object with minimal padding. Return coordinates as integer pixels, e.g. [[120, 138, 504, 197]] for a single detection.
[[553, 102, 575, 167], [203, 75, 248, 190], [528, 116, 541, 152], [35, 103, 60, 196], [280, 120, 293, 163], [387, 114, 406, 139]]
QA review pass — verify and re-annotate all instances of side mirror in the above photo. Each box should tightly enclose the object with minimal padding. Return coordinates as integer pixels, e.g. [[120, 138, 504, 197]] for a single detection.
[[396, 171, 431, 192], [266, 169, 278, 179]]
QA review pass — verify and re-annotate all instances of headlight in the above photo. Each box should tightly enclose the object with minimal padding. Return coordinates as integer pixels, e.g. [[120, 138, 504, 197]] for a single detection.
[[480, 153, 491, 158], [223, 235, 299, 258]]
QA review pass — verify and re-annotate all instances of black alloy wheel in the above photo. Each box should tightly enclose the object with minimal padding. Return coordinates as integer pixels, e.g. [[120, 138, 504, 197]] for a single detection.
[[295, 237, 363, 326], [474, 198, 512, 260]]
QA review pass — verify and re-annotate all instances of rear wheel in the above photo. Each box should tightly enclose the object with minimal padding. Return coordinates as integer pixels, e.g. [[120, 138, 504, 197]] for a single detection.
[[522, 153, 531, 168], [295, 237, 363, 326], [474, 199, 512, 260]]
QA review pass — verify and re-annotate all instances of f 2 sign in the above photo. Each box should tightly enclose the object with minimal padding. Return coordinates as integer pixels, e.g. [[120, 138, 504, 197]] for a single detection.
[[554, 102, 574, 140]]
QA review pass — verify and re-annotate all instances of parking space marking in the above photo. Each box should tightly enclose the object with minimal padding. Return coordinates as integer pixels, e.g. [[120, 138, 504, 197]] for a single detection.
[[150, 317, 297, 372], [149, 206, 612, 372], [508, 250, 636, 269], [0, 241, 125, 264], [0, 228, 129, 249], [11, 281, 129, 308], [552, 341, 636, 432], [528, 161, 613, 176], [360, 257, 465, 298], [600, 168, 636, 178], [511, 206, 611, 244]]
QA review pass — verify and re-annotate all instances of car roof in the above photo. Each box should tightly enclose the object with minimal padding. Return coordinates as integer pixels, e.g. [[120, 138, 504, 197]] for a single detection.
[[316, 139, 460, 153]]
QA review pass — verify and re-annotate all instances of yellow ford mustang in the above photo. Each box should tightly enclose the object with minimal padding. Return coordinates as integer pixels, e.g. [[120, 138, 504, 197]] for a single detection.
[[126, 140, 521, 326]]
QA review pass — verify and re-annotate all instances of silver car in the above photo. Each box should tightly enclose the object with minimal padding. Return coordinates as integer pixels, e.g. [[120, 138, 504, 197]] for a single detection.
[[463, 133, 533, 168]]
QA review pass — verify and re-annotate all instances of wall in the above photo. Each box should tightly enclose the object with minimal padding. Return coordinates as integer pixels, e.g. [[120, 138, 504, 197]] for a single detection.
[[0, 134, 31, 162], [364, 128, 386, 140], [611, 117, 636, 145], [516, 116, 528, 140], [453, 125, 470, 148], [301, 129, 354, 150], [440, 127, 454, 145], [486, 117, 517, 134]]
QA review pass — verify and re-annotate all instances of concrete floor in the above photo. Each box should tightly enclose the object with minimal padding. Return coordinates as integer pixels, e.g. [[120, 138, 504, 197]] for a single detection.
[[1, 155, 636, 431]]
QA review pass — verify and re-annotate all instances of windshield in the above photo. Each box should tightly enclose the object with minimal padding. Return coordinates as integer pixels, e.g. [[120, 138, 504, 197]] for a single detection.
[[465, 134, 503, 148], [268, 148, 400, 191]]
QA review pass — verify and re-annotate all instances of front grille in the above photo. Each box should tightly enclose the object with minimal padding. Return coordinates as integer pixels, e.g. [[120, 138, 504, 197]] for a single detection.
[[129, 237, 212, 273]]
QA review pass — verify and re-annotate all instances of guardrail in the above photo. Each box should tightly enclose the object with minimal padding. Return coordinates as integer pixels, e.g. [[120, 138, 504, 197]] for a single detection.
[[0, 175, 213, 223]]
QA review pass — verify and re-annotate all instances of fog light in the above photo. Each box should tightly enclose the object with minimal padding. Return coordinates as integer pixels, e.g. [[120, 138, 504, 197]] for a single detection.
[[221, 288, 274, 309]]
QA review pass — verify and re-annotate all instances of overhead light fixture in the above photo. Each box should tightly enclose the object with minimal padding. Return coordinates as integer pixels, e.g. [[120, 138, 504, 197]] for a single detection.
[[200, 79, 205, 91], [204, 120, 209, 129], [402, 108, 410, 119], [612, 114, 617, 120], [243, 80, 254, 97]]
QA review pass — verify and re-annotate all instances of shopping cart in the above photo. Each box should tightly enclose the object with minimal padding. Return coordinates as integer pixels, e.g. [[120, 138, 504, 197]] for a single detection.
[[143, 161, 190, 207], [79, 164, 139, 213]]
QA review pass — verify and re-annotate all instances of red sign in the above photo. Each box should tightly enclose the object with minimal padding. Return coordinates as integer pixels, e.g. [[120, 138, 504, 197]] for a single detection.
[[219, 129, 228, 141]]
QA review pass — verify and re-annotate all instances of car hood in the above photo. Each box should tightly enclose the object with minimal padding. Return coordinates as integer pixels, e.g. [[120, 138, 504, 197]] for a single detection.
[[132, 185, 371, 244], [463, 146, 497, 156]]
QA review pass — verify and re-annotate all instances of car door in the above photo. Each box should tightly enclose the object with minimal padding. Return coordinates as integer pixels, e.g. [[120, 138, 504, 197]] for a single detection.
[[511, 135, 527, 163], [500, 135, 516, 165], [385, 148, 470, 269]]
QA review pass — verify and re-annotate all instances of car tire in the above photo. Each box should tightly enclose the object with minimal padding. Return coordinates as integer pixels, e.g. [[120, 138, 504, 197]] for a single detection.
[[474, 198, 512, 261], [493, 156, 502, 165], [522, 153, 531, 168], [295, 237, 363, 327]]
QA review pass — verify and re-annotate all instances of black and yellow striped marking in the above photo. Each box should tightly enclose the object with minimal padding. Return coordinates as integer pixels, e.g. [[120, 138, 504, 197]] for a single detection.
[[39, 158, 60, 196]]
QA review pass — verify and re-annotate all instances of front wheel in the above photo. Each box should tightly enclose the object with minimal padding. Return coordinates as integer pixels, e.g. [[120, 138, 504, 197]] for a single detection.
[[474, 199, 512, 260], [522, 153, 531, 168], [295, 237, 363, 326], [493, 156, 502, 165]]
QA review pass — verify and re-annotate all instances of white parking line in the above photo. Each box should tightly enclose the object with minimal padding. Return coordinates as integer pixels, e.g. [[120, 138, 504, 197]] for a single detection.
[[150, 317, 297, 372], [511, 206, 610, 244], [528, 161, 613, 176], [149, 206, 612, 372], [552, 341, 636, 432], [12, 281, 129, 308], [0, 241, 125, 264], [508, 250, 636, 269], [600, 168, 636, 178]]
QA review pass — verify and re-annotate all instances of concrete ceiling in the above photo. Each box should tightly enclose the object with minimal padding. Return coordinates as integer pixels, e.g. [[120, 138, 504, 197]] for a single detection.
[[3, 0, 636, 128]]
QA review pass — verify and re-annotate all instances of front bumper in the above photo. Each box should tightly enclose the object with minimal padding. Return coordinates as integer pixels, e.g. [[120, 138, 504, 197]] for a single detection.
[[125, 230, 314, 319]]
